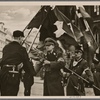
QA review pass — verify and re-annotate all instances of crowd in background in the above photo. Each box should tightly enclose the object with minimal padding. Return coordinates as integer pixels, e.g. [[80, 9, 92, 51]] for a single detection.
[[0, 30, 100, 96]]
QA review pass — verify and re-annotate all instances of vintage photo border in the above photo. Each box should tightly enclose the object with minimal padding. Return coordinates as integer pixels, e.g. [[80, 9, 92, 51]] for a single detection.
[[0, 0, 100, 99]]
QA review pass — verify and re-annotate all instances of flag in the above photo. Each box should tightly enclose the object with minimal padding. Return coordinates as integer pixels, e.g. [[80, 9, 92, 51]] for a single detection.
[[27, 6, 51, 29], [76, 6, 98, 51], [71, 23, 83, 41], [79, 6, 93, 30], [25, 6, 82, 47], [26, 6, 57, 42], [39, 7, 57, 41], [57, 6, 76, 21], [53, 6, 83, 45], [54, 7, 75, 39]]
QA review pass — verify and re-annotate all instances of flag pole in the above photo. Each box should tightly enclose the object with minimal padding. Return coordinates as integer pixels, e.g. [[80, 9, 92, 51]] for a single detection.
[[65, 67, 100, 92], [22, 28, 33, 45], [22, 6, 42, 45], [83, 19, 98, 49], [76, 5, 98, 50], [27, 25, 42, 53], [27, 6, 52, 53], [23, 6, 42, 32], [23, 25, 28, 32]]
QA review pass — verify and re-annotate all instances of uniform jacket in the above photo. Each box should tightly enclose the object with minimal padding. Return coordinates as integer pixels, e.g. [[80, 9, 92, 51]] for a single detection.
[[0, 41, 35, 76], [70, 58, 88, 75], [92, 57, 100, 95], [43, 50, 65, 96], [67, 58, 88, 96]]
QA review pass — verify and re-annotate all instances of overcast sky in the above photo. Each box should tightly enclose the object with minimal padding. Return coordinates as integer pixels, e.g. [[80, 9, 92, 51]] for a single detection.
[[0, 3, 41, 33], [0, 1, 98, 34]]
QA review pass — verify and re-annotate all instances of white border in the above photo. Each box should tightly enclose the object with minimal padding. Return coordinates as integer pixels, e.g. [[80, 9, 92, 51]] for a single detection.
[[0, 1, 100, 98], [0, 1, 100, 5]]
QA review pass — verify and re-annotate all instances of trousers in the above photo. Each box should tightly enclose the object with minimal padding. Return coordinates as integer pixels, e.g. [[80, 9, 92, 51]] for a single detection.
[[22, 73, 34, 96], [0, 65, 20, 96]]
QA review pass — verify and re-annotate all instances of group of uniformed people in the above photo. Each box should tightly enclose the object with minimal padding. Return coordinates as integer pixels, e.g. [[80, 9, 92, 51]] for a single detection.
[[0, 30, 100, 96]]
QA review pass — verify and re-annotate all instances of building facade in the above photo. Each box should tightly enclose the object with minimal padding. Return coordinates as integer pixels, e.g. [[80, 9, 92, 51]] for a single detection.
[[0, 22, 12, 58], [0, 30, 6, 58]]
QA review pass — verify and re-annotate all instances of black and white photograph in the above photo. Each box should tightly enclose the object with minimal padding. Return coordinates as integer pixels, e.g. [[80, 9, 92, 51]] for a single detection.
[[0, 1, 100, 97]]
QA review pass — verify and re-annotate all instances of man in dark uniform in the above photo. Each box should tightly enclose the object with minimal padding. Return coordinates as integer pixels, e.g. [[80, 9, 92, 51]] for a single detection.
[[21, 58, 35, 96], [0, 30, 35, 96], [40, 38, 65, 96], [66, 46, 94, 96]]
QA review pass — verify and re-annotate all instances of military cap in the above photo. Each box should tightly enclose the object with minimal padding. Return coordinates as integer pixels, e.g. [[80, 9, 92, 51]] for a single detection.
[[44, 38, 57, 46], [75, 45, 83, 53], [13, 30, 24, 37]]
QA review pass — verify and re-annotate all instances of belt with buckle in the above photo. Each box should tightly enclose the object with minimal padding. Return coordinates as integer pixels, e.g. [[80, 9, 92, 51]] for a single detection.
[[3, 63, 23, 73], [4, 64, 15, 67], [3, 64, 19, 74]]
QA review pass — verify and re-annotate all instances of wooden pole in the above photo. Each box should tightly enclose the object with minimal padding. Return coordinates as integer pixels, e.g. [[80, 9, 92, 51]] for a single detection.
[[66, 67, 100, 92], [22, 6, 42, 45], [27, 25, 42, 53], [22, 28, 33, 45], [26, 6, 51, 53]]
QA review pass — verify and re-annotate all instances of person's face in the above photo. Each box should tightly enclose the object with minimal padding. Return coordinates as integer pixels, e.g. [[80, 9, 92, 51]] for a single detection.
[[45, 44, 54, 52], [69, 45, 75, 52], [75, 50, 82, 59], [19, 37, 24, 44]]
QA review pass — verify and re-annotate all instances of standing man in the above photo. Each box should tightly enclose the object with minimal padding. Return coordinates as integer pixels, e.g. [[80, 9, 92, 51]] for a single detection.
[[66, 46, 94, 96], [0, 30, 35, 96], [41, 38, 65, 96]]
